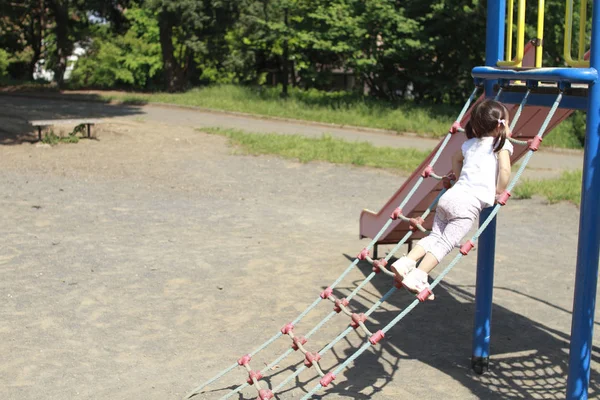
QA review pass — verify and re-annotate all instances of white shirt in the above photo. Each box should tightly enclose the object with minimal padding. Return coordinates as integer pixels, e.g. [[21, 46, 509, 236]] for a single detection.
[[452, 137, 513, 207]]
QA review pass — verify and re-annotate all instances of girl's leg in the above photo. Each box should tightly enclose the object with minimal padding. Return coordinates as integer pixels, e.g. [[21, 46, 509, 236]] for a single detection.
[[392, 210, 447, 282]]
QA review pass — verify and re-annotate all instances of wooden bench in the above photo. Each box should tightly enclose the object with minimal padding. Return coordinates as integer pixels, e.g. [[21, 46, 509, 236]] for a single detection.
[[29, 119, 102, 141]]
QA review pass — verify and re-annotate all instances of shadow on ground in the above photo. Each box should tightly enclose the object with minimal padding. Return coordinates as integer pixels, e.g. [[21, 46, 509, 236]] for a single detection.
[[234, 255, 600, 400], [0, 93, 144, 145], [306, 257, 600, 399]]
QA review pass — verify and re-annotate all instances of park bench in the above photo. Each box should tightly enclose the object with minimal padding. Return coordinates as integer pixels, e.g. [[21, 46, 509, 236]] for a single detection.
[[29, 119, 102, 141]]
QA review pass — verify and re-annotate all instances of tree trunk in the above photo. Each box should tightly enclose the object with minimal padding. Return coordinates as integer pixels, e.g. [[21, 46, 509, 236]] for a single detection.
[[49, 0, 70, 88], [29, 0, 44, 80], [158, 12, 186, 92], [281, 7, 289, 98]]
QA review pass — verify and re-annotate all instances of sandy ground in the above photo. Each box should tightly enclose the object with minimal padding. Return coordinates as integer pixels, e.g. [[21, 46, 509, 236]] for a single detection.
[[0, 97, 599, 400]]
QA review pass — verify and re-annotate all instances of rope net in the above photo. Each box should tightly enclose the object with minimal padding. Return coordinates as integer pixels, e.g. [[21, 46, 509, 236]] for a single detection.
[[185, 86, 561, 400]]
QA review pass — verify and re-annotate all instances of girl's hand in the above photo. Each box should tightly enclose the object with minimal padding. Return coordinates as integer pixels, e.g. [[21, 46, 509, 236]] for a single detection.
[[442, 172, 457, 189]]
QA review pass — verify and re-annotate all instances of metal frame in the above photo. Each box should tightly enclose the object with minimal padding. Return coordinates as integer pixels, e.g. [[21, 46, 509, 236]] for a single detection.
[[474, 1, 600, 398]]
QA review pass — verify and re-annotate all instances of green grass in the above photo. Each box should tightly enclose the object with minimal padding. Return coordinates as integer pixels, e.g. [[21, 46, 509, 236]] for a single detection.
[[204, 126, 583, 204], [40, 124, 86, 145], [514, 170, 582, 204], [97, 85, 459, 136], [201, 127, 430, 173]]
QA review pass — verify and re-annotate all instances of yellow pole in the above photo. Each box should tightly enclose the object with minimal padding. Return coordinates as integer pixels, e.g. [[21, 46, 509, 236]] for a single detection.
[[565, 0, 590, 67], [506, 0, 514, 62], [578, 0, 588, 60], [536, 0, 545, 67], [498, 0, 525, 66]]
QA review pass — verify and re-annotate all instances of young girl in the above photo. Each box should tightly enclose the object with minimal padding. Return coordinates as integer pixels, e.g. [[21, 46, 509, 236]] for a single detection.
[[392, 99, 513, 300]]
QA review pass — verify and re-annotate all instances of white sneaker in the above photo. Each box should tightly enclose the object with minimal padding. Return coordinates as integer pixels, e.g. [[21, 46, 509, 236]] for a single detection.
[[402, 268, 435, 300], [390, 256, 416, 283]]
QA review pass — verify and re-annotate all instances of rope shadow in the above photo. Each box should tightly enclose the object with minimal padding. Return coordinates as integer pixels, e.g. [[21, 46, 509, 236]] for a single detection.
[[306, 256, 600, 399]]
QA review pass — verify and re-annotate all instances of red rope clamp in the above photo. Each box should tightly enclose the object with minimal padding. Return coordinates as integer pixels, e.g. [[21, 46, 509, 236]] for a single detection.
[[320, 372, 336, 387], [372, 258, 387, 274], [528, 136, 543, 151], [238, 354, 252, 366], [350, 313, 367, 329], [247, 371, 263, 384], [421, 165, 434, 178], [292, 336, 307, 351], [357, 248, 370, 260], [460, 240, 475, 255], [449, 121, 462, 134], [390, 207, 402, 220], [409, 217, 425, 231], [257, 389, 274, 400], [280, 323, 294, 335], [320, 287, 333, 299], [417, 288, 434, 302], [304, 352, 322, 368], [369, 330, 385, 345], [334, 298, 349, 313], [497, 190, 511, 205]]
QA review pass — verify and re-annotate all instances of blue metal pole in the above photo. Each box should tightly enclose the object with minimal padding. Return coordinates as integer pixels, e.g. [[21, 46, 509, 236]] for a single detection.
[[471, 207, 497, 374], [484, 0, 506, 97], [471, 0, 505, 374], [566, 1, 600, 398]]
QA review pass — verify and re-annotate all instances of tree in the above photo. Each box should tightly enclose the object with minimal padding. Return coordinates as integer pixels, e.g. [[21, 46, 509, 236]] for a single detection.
[[149, 0, 238, 92]]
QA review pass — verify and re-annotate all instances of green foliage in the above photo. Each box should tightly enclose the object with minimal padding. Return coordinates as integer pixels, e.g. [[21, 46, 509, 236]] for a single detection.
[[514, 170, 582, 204], [41, 129, 80, 145], [0, 49, 9, 78], [70, 6, 162, 89], [201, 127, 430, 172]]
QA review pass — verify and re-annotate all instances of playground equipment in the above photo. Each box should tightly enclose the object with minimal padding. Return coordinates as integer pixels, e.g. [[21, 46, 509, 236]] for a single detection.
[[186, 0, 600, 399]]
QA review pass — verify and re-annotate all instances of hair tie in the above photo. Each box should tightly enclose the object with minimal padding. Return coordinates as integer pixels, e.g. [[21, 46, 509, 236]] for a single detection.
[[498, 119, 506, 127]]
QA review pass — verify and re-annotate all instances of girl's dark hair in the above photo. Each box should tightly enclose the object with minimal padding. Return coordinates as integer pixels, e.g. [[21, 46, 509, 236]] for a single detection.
[[464, 99, 509, 153]]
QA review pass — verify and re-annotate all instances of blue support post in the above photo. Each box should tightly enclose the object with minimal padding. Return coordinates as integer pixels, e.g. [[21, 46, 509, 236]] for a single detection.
[[566, 1, 600, 398], [483, 0, 506, 97], [471, 207, 497, 374], [471, 0, 505, 374]]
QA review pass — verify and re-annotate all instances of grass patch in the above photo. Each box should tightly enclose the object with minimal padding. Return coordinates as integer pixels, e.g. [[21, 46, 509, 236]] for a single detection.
[[41, 124, 86, 145], [95, 85, 458, 137], [514, 170, 582, 204], [201, 127, 429, 173]]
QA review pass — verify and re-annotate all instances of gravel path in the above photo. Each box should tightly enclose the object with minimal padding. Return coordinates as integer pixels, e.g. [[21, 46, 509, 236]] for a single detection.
[[0, 96, 598, 400]]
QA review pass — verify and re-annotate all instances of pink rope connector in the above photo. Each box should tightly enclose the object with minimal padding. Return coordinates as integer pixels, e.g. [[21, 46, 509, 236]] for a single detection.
[[497, 190, 511, 206], [320, 287, 333, 299], [281, 323, 294, 335], [372, 259, 387, 274], [409, 217, 425, 231], [528, 136, 543, 151], [449, 121, 462, 134], [390, 207, 403, 220], [350, 313, 367, 329], [257, 389, 274, 400], [247, 370, 263, 384], [369, 330, 385, 345], [334, 298, 349, 313], [292, 336, 307, 351], [417, 288, 434, 302], [320, 372, 336, 387], [460, 240, 475, 255], [357, 248, 370, 260], [421, 165, 434, 178], [304, 352, 322, 368], [237, 354, 252, 366]]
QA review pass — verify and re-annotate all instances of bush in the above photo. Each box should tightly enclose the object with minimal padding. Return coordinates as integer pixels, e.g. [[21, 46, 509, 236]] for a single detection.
[[0, 49, 10, 78]]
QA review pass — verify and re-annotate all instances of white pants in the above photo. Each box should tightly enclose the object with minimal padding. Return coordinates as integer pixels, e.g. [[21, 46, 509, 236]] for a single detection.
[[417, 188, 483, 262]]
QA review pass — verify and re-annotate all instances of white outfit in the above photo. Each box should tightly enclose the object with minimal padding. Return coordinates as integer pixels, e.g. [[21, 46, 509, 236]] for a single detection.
[[453, 137, 514, 207], [417, 136, 513, 262]]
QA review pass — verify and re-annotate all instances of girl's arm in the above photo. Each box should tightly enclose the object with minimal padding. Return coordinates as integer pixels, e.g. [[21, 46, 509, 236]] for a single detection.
[[452, 150, 464, 177], [496, 149, 512, 194]]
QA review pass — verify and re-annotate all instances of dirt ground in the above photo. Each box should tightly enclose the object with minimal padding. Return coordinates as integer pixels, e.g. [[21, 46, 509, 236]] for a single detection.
[[1, 97, 599, 400]]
